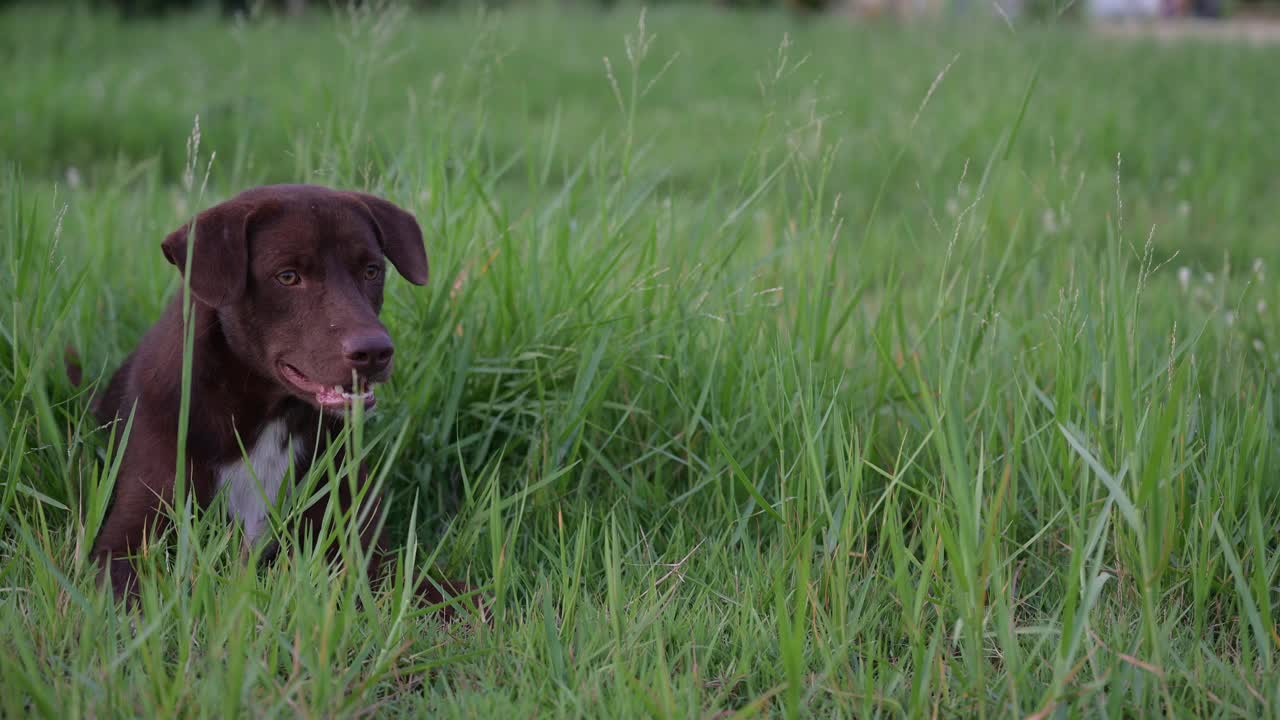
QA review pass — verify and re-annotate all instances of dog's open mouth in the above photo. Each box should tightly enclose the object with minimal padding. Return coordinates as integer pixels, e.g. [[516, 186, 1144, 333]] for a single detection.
[[278, 363, 378, 412]]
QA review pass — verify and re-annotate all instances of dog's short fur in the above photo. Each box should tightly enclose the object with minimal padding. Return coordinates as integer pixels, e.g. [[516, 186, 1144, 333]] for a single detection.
[[90, 184, 475, 617]]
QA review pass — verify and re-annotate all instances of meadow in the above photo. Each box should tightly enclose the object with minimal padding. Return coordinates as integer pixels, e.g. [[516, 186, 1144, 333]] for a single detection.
[[2, 2, 1279, 717]]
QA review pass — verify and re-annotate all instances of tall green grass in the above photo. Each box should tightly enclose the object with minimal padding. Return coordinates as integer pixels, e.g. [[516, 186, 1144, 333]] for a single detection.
[[2, 2, 1278, 717]]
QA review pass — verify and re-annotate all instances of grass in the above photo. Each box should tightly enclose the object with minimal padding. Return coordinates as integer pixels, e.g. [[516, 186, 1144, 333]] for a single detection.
[[2, 1, 1279, 716]]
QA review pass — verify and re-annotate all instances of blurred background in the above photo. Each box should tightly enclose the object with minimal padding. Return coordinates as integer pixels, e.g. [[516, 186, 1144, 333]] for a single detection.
[[37, 0, 1280, 22]]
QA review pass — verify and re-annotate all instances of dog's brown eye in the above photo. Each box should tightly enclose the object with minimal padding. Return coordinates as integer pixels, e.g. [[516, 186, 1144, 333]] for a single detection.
[[276, 270, 300, 287], [364, 264, 382, 281]]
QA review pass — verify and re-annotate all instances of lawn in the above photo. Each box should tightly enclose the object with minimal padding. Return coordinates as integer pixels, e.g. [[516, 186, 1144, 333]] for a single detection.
[[2, 2, 1279, 717]]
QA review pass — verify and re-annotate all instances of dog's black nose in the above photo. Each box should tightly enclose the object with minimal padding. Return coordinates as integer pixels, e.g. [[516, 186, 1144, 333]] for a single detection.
[[342, 333, 394, 375]]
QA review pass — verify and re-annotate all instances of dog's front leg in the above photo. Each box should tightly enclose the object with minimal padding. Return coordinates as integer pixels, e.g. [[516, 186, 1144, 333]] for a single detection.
[[355, 490, 488, 624], [297, 464, 486, 623], [91, 455, 179, 603]]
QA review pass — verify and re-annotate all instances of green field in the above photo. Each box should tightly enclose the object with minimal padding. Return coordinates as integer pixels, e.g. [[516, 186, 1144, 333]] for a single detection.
[[3, 2, 1279, 717]]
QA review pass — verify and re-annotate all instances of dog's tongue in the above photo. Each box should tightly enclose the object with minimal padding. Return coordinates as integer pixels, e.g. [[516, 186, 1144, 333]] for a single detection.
[[280, 365, 377, 412], [315, 386, 346, 407], [315, 385, 376, 411]]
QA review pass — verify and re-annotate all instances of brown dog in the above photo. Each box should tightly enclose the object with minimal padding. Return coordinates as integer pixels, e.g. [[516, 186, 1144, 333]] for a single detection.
[[90, 184, 477, 619]]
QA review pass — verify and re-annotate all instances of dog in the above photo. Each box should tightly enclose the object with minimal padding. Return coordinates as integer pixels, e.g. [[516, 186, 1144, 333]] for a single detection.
[[87, 184, 479, 620]]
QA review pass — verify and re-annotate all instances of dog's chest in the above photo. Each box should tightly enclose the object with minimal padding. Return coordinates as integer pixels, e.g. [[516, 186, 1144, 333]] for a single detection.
[[215, 420, 300, 545]]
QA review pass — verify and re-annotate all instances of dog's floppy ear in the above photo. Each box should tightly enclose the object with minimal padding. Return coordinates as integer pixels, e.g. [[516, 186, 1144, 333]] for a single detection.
[[345, 192, 429, 286], [161, 198, 255, 308]]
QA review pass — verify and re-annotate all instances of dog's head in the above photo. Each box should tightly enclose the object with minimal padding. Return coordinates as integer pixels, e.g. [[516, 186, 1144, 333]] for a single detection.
[[161, 184, 429, 415]]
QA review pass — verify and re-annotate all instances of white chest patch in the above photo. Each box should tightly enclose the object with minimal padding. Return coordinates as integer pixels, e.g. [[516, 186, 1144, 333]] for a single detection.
[[216, 420, 296, 546]]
